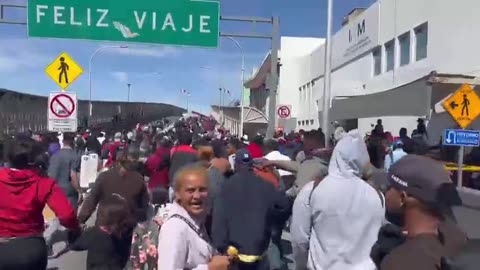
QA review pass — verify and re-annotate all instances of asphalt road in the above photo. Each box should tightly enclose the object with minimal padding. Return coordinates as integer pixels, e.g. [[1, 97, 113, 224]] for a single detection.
[[44, 205, 480, 269], [46, 215, 296, 270]]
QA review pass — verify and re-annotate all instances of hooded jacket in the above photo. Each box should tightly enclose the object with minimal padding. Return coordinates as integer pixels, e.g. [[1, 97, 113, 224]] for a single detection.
[[296, 130, 385, 270], [0, 168, 79, 237]]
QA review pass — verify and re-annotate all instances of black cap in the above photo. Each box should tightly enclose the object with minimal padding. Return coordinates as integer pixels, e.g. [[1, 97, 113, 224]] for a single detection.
[[388, 155, 462, 208]]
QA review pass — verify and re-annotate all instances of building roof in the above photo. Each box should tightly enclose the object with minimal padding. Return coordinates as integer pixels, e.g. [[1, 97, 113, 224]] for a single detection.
[[243, 52, 271, 89]]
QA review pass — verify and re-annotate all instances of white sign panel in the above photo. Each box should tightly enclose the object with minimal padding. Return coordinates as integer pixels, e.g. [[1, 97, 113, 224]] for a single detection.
[[48, 92, 78, 132], [80, 153, 98, 188]]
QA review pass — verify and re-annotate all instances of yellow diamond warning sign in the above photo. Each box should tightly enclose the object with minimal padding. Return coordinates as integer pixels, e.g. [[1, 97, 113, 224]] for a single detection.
[[45, 52, 83, 91], [443, 84, 480, 129]]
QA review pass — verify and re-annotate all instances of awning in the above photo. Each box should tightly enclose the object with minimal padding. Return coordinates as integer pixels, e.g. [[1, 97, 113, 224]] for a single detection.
[[327, 72, 480, 121], [210, 106, 268, 124], [329, 76, 432, 121], [243, 53, 271, 89]]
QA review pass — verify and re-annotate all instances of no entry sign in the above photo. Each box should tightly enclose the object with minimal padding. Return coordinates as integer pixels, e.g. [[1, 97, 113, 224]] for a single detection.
[[277, 105, 292, 119], [50, 93, 76, 118], [48, 92, 78, 132]]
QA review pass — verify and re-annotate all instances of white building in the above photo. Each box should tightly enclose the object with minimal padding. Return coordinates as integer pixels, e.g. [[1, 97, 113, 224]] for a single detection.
[[277, 0, 480, 140]]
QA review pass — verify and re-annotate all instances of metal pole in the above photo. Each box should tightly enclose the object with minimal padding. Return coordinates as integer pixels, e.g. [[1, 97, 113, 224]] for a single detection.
[[266, 16, 279, 139], [223, 36, 245, 138], [127, 83, 131, 102], [88, 45, 128, 123], [457, 145, 465, 188], [322, 0, 334, 146]]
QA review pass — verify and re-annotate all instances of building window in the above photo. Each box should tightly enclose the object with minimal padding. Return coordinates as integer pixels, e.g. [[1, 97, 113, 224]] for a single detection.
[[385, 40, 395, 72], [310, 120, 314, 125], [298, 121, 301, 126], [399, 32, 410, 66], [415, 23, 428, 61], [372, 47, 381, 76]]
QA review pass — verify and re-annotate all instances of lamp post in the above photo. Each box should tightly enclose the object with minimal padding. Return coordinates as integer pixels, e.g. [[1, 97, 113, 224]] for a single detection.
[[127, 83, 131, 102], [200, 66, 225, 126], [223, 36, 245, 138], [88, 45, 128, 123]]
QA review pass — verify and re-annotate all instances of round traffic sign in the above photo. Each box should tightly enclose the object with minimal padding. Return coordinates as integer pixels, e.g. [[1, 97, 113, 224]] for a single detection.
[[277, 105, 291, 119], [50, 93, 75, 118]]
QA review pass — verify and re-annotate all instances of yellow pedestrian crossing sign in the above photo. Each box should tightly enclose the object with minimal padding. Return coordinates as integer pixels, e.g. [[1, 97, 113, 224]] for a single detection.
[[443, 84, 480, 129], [45, 52, 83, 91]]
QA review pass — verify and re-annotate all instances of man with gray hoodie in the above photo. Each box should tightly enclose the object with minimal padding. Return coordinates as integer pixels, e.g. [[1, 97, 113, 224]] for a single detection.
[[293, 130, 385, 270]]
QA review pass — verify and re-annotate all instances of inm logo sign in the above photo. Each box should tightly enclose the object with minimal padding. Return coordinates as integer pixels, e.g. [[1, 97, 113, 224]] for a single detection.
[[348, 19, 366, 43]]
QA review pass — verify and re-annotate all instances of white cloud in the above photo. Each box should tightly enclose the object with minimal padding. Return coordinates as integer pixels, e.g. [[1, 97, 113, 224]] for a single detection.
[[104, 46, 182, 58], [110, 71, 129, 83], [0, 39, 51, 73]]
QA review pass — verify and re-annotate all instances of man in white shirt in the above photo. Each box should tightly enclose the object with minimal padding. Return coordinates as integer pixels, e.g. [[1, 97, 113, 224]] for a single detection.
[[263, 139, 293, 269], [263, 139, 293, 177]]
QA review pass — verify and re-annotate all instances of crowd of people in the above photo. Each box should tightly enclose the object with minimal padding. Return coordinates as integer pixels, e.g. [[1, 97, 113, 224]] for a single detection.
[[0, 115, 478, 270]]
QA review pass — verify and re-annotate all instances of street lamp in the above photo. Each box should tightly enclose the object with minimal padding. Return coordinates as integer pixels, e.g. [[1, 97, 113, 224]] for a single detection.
[[200, 66, 226, 125], [223, 36, 245, 138], [124, 72, 162, 103], [127, 83, 131, 102], [88, 45, 128, 121]]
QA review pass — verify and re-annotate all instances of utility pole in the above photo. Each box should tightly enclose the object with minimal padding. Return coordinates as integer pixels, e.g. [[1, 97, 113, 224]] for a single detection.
[[322, 0, 334, 146]]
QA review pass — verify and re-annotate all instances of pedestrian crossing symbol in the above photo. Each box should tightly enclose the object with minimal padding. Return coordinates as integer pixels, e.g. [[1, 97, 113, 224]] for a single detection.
[[45, 52, 83, 91], [443, 84, 480, 129]]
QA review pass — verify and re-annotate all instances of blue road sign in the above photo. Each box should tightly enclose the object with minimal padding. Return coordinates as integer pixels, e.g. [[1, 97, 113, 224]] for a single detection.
[[444, 129, 480, 147]]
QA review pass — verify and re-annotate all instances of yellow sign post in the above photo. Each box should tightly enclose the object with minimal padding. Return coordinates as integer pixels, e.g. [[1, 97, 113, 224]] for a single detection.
[[442, 83, 480, 188], [442, 84, 480, 129], [45, 52, 84, 91]]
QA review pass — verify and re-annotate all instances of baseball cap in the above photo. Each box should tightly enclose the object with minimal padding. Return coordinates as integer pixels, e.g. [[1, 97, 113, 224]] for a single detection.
[[114, 132, 122, 139], [388, 155, 462, 208], [235, 149, 253, 166]]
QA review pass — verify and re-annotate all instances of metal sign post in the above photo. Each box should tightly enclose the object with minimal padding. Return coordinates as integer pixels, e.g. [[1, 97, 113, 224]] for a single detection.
[[457, 146, 465, 188]]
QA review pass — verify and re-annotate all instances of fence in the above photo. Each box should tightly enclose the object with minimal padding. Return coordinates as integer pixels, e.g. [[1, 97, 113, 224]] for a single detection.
[[0, 88, 185, 134]]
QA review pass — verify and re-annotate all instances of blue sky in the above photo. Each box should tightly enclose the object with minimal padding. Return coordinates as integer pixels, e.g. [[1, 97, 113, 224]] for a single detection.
[[0, 0, 374, 113]]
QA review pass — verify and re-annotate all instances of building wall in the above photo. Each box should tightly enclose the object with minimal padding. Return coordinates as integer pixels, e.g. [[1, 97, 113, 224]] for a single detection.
[[279, 0, 480, 134], [0, 88, 184, 134]]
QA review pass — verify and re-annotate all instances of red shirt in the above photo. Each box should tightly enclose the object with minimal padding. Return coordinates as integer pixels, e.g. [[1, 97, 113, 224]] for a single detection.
[[146, 147, 170, 190], [246, 143, 263, 159], [105, 141, 127, 167], [0, 168, 79, 237]]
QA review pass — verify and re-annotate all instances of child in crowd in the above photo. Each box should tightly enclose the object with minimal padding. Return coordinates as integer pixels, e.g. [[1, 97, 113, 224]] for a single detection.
[[51, 194, 135, 270], [127, 187, 170, 270]]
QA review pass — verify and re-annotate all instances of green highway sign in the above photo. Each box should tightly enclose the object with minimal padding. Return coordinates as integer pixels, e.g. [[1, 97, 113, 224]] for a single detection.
[[28, 0, 220, 48]]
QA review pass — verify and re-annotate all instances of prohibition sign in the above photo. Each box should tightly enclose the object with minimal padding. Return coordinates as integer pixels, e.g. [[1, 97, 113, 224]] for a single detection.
[[277, 105, 291, 119], [50, 94, 75, 118]]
